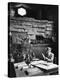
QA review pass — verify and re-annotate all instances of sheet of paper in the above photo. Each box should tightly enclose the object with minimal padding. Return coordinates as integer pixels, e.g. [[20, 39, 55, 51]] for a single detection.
[[14, 61, 27, 68], [31, 60, 58, 70], [31, 60, 43, 65], [35, 63, 58, 70]]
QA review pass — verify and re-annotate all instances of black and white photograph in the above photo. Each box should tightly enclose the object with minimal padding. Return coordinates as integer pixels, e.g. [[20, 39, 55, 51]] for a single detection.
[[8, 2, 59, 77]]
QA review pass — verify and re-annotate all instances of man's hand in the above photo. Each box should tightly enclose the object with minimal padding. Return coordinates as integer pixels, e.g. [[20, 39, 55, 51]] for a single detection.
[[42, 53, 46, 60]]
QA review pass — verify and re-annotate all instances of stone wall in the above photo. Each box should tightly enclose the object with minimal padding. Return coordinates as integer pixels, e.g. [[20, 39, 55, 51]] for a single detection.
[[10, 17, 53, 44]]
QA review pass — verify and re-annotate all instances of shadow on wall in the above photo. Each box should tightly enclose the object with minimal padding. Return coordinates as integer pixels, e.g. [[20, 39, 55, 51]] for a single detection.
[[32, 44, 49, 60]]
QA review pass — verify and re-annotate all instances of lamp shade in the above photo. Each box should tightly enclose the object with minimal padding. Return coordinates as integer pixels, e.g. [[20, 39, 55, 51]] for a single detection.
[[18, 8, 26, 16]]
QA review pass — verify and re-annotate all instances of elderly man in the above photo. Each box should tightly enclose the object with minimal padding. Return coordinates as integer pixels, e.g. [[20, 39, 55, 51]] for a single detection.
[[42, 47, 54, 62]]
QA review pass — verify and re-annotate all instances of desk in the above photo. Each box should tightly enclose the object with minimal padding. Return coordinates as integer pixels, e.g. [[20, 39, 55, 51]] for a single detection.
[[14, 60, 58, 77], [31, 60, 58, 75]]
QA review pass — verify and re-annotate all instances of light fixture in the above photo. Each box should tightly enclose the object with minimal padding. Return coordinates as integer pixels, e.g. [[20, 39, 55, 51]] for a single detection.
[[18, 8, 26, 16]]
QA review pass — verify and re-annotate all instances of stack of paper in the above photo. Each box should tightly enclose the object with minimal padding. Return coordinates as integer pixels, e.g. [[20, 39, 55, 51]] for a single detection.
[[31, 60, 58, 70]]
